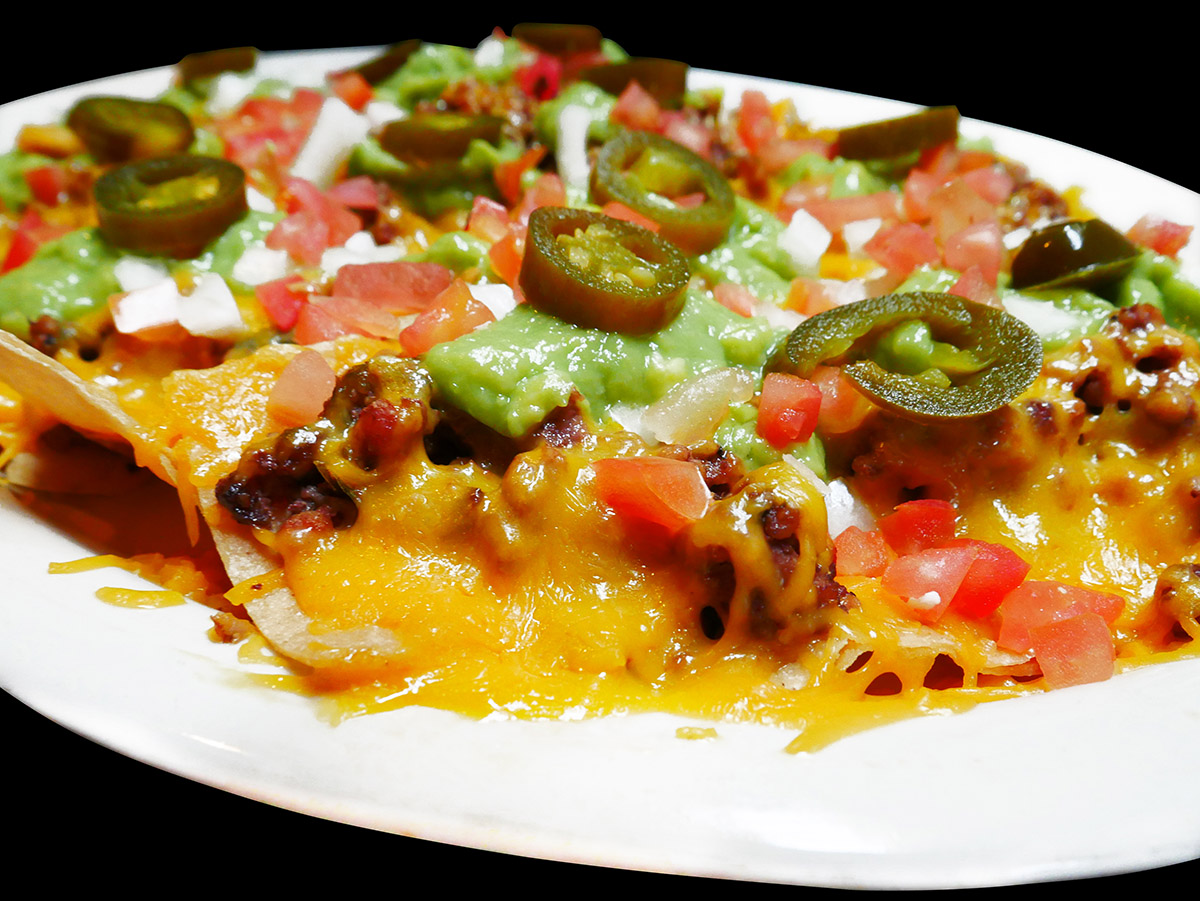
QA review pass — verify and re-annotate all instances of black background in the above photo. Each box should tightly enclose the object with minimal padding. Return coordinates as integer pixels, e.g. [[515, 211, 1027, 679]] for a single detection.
[[3, 8, 1196, 892]]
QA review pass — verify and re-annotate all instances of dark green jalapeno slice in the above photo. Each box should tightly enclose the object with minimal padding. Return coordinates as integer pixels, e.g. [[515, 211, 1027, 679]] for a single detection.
[[512, 23, 603, 55], [67, 96, 195, 163], [519, 206, 690, 334], [94, 155, 247, 258], [579, 58, 689, 109], [176, 47, 258, 84], [836, 106, 960, 161], [591, 130, 735, 255], [379, 113, 505, 163], [784, 291, 1042, 420], [1010, 218, 1140, 291], [351, 39, 422, 85]]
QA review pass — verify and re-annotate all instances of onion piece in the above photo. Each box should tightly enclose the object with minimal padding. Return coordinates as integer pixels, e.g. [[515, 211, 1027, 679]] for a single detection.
[[642, 367, 756, 445]]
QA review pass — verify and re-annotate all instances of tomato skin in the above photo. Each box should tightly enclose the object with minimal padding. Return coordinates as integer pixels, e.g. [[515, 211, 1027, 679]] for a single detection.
[[943, 538, 1031, 619], [1027, 612, 1116, 689], [293, 299, 350, 345], [877, 499, 957, 556], [944, 221, 1003, 285], [996, 580, 1124, 653], [833, 526, 894, 577], [756, 373, 821, 449], [591, 456, 709, 534], [24, 165, 68, 205]]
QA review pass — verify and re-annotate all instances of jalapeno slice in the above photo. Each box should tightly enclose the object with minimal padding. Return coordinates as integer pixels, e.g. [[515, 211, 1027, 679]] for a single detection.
[[512, 23, 603, 55], [836, 106, 960, 161], [784, 292, 1042, 420], [351, 39, 422, 85], [1010, 218, 1140, 291], [94, 155, 247, 259], [591, 131, 735, 255], [66, 96, 195, 164], [379, 113, 505, 163], [579, 58, 689, 109], [519, 206, 690, 334], [176, 47, 258, 84]]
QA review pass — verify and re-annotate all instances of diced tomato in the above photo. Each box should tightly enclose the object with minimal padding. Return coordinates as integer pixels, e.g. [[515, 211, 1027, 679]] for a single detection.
[[514, 173, 567, 225], [254, 276, 308, 331], [1027, 613, 1116, 689], [215, 88, 323, 177], [266, 211, 331, 266], [960, 165, 1015, 205], [810, 365, 874, 434], [611, 81, 663, 132], [268, 349, 337, 427], [1, 209, 71, 273], [600, 201, 660, 232], [712, 281, 758, 317], [494, 146, 547, 207], [467, 195, 512, 243], [267, 179, 362, 265], [784, 277, 839, 316], [329, 70, 373, 112], [834, 526, 894, 577], [802, 191, 902, 233], [515, 53, 563, 101], [312, 295, 400, 339], [881, 544, 980, 623], [24, 165, 68, 206], [996, 580, 1125, 653], [736, 90, 776, 155], [943, 220, 1003, 285], [902, 169, 940, 223], [488, 228, 525, 286], [863, 222, 940, 278], [293, 300, 351, 345], [660, 113, 715, 159], [942, 538, 1031, 619], [877, 498, 957, 556], [325, 175, 381, 211], [1127, 214, 1194, 258], [332, 261, 454, 314], [756, 137, 828, 174], [756, 373, 822, 448], [591, 456, 709, 534], [915, 142, 960, 180], [926, 179, 995, 244], [399, 279, 495, 355], [948, 266, 999, 306]]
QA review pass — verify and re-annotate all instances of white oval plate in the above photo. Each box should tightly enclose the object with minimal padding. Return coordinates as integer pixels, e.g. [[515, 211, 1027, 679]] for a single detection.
[[2, 49, 1199, 889]]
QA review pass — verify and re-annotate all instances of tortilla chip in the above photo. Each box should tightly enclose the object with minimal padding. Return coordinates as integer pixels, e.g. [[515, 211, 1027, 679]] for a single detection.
[[0, 330, 176, 485]]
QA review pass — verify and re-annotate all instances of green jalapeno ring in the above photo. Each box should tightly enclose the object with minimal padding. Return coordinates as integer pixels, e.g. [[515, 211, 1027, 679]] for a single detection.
[[591, 130, 735, 256], [512, 23, 604, 56], [176, 47, 258, 85], [520, 206, 690, 334], [378, 113, 505, 163], [351, 40, 422, 85], [783, 291, 1043, 420], [579, 58, 689, 109], [1010, 218, 1141, 292], [836, 106, 960, 161], [67, 96, 195, 164], [94, 155, 248, 259]]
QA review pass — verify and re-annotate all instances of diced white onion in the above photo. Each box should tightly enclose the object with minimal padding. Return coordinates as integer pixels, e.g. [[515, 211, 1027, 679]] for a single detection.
[[556, 104, 593, 196], [110, 279, 181, 334], [473, 34, 507, 68], [1002, 296, 1082, 338], [177, 273, 244, 338], [756, 303, 804, 330], [246, 186, 276, 214], [290, 97, 372, 188], [364, 100, 406, 129], [823, 477, 875, 538], [206, 72, 259, 116], [232, 246, 290, 286], [843, 217, 882, 254], [607, 404, 650, 440], [642, 367, 756, 445], [113, 257, 170, 292], [779, 207, 831, 273], [468, 282, 518, 320]]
